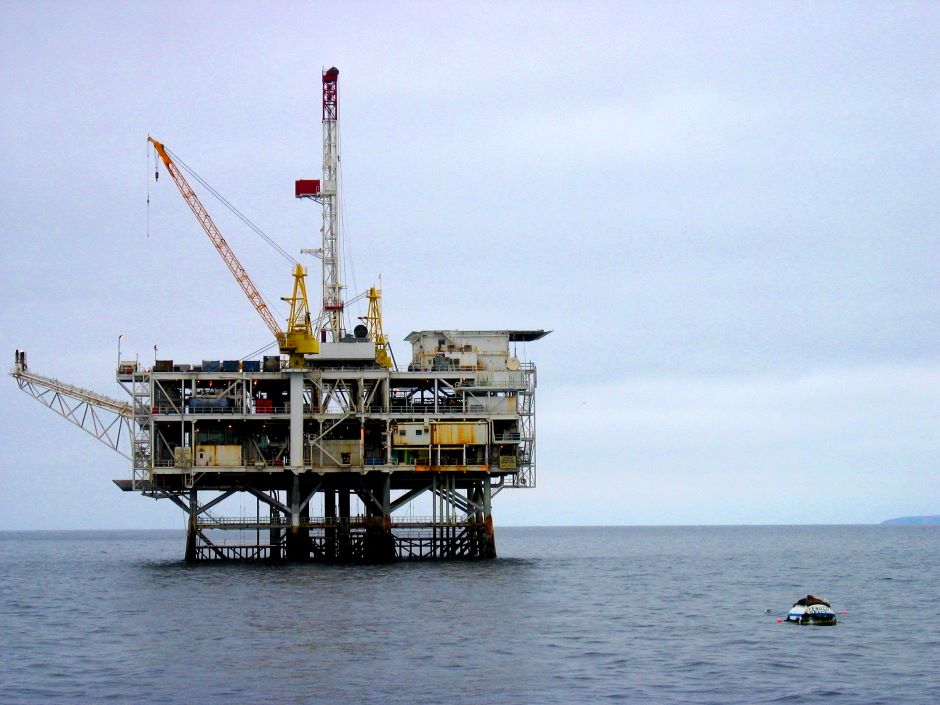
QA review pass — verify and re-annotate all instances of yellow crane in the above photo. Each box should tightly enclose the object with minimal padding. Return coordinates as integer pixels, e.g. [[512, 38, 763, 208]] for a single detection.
[[148, 136, 318, 367], [363, 286, 393, 368]]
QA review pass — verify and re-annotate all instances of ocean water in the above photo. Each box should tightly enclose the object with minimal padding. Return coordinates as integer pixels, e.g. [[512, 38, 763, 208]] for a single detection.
[[1, 526, 937, 704]]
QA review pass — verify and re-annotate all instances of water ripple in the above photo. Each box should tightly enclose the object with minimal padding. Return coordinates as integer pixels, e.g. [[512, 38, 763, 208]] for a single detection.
[[0, 526, 937, 704]]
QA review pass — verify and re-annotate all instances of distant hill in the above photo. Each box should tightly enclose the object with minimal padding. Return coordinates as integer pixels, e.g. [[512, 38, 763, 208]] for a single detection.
[[881, 515, 940, 525]]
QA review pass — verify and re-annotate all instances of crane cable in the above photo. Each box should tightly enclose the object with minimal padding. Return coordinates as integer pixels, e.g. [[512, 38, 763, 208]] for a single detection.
[[166, 147, 297, 266], [336, 123, 361, 322], [146, 142, 151, 238], [152, 145, 292, 320], [241, 340, 278, 361]]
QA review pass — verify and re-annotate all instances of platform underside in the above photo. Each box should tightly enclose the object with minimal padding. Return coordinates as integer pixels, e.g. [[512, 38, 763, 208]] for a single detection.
[[117, 469, 500, 562], [190, 520, 496, 562]]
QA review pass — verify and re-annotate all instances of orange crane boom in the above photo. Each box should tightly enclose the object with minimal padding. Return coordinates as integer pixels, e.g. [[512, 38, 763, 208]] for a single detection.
[[148, 136, 283, 340]]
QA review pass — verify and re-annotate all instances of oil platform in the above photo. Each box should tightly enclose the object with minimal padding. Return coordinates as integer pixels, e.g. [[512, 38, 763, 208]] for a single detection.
[[11, 67, 547, 561]]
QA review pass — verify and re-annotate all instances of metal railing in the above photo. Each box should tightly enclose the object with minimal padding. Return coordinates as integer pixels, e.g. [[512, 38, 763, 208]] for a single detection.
[[387, 403, 475, 415], [151, 404, 290, 415], [493, 432, 521, 442], [196, 515, 476, 529]]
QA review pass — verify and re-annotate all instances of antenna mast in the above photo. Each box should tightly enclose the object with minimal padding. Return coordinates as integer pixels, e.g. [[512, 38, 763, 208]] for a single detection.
[[318, 66, 343, 341]]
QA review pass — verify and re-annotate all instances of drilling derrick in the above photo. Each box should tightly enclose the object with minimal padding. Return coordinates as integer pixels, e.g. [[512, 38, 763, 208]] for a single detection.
[[317, 67, 343, 341], [12, 65, 549, 563]]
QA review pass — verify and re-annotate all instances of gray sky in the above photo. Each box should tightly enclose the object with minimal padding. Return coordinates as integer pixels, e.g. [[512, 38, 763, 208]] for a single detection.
[[1, 1, 937, 529]]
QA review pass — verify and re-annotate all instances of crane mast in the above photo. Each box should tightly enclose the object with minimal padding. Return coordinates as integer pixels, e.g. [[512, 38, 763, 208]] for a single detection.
[[317, 66, 344, 341], [148, 137, 283, 339], [148, 136, 317, 367]]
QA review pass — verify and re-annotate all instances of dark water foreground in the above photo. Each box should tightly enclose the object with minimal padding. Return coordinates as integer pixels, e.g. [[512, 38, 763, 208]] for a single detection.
[[1, 526, 937, 704]]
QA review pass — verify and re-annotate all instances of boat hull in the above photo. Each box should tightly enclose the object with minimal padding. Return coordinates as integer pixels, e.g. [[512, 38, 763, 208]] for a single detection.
[[786, 604, 837, 625]]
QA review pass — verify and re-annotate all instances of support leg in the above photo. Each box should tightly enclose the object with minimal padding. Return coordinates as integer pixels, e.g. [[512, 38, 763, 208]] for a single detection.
[[324, 488, 336, 560], [338, 486, 351, 561], [286, 473, 309, 561], [364, 473, 395, 562], [482, 476, 496, 559], [269, 490, 282, 561], [184, 488, 197, 562]]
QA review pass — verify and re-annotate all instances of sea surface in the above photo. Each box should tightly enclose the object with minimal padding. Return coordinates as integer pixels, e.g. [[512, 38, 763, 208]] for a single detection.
[[1, 526, 937, 704]]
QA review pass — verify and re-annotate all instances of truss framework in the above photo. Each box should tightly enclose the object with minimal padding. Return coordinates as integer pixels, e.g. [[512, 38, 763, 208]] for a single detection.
[[11, 367, 131, 460]]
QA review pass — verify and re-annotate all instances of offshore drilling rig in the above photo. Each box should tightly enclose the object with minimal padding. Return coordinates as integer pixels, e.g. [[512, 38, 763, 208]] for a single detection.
[[11, 67, 547, 562]]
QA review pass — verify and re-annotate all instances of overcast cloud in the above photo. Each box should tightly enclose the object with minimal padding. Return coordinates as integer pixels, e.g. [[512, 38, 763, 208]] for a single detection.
[[0, 1, 936, 529]]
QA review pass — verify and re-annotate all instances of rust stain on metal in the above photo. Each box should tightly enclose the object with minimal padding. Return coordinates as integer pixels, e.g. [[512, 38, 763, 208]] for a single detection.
[[430, 422, 488, 445]]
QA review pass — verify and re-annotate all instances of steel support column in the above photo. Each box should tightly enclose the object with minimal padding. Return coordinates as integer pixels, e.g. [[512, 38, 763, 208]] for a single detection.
[[363, 472, 394, 562], [286, 473, 309, 561], [324, 488, 336, 559], [482, 476, 496, 558], [289, 371, 304, 469], [338, 485, 351, 561], [184, 488, 197, 562], [269, 491, 282, 560]]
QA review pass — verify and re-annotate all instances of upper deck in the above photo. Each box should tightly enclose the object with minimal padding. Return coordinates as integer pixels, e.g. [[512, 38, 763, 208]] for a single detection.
[[118, 330, 545, 489]]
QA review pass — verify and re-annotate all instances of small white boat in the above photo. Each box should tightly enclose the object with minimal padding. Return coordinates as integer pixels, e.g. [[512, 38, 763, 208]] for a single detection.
[[785, 595, 837, 625]]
